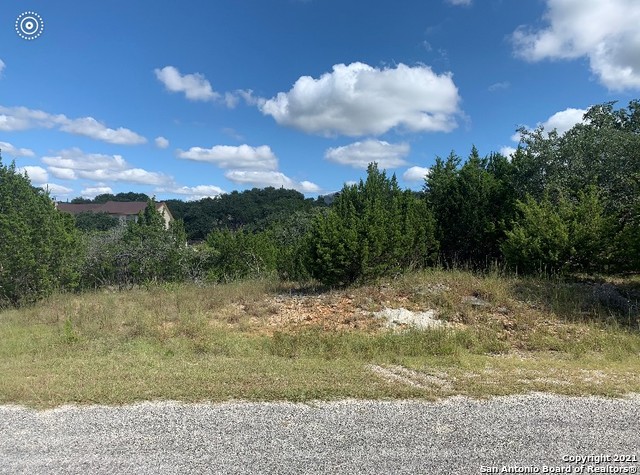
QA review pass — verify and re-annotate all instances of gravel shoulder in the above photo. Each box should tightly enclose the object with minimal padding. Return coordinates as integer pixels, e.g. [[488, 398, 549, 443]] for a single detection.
[[1, 393, 639, 475]]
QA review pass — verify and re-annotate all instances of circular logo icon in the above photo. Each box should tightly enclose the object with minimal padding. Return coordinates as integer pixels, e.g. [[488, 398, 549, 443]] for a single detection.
[[15, 11, 45, 40]]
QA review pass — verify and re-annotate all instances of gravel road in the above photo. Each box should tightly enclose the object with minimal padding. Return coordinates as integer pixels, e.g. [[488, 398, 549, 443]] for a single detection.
[[1, 394, 639, 475]]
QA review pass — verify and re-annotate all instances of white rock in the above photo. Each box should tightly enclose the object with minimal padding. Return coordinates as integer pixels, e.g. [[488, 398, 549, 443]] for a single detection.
[[374, 307, 442, 330]]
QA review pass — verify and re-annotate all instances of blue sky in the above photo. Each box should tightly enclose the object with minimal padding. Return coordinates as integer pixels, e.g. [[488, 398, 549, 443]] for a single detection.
[[1, 0, 639, 201]]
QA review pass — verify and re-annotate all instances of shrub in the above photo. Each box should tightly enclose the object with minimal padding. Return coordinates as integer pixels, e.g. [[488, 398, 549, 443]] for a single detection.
[[205, 229, 277, 282]]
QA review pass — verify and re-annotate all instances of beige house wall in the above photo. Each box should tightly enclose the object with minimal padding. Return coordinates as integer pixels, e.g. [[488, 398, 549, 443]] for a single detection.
[[157, 204, 172, 229]]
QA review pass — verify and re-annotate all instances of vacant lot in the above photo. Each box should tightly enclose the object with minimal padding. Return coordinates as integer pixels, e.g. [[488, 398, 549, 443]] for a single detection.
[[1, 270, 639, 408]]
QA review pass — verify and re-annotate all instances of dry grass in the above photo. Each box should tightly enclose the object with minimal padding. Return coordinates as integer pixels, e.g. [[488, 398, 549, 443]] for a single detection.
[[1, 271, 639, 408]]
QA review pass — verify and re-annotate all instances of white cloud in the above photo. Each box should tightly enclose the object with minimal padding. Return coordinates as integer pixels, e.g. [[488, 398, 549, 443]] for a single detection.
[[512, 0, 640, 90], [41, 183, 73, 196], [225, 170, 320, 193], [0, 106, 63, 131], [512, 107, 587, 143], [0, 59, 5, 76], [15, 167, 73, 197], [499, 146, 517, 158], [60, 117, 147, 145], [178, 144, 278, 171], [260, 62, 461, 136], [298, 181, 321, 193], [0, 105, 146, 145], [0, 141, 35, 157], [445, 0, 472, 5], [155, 136, 170, 149], [17, 166, 48, 183], [154, 66, 220, 102], [402, 166, 430, 182], [43, 149, 128, 173], [541, 107, 587, 135], [42, 148, 171, 186], [224, 92, 239, 108], [325, 140, 410, 169], [82, 168, 169, 186], [48, 167, 78, 180], [81, 186, 113, 199], [488, 81, 510, 92], [236, 89, 265, 107], [161, 184, 226, 201]]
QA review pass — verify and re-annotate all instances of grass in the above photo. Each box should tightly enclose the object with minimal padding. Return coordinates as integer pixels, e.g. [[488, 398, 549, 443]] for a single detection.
[[1, 270, 639, 408]]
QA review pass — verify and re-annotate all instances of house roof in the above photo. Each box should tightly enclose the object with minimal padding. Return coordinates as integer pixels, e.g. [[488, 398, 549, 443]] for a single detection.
[[57, 201, 170, 217]]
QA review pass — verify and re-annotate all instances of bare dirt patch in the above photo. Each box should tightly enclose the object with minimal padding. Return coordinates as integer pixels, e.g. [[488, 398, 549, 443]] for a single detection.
[[265, 294, 382, 332]]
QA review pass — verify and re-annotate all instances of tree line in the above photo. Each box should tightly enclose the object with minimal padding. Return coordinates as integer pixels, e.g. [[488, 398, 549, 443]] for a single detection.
[[69, 187, 327, 241], [1, 100, 638, 307]]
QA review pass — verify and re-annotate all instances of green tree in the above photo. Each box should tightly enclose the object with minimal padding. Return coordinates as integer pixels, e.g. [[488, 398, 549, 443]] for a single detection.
[[307, 163, 438, 285], [509, 100, 640, 272], [566, 186, 611, 273], [119, 200, 187, 284], [0, 156, 81, 305], [501, 194, 571, 275], [424, 147, 516, 266], [74, 211, 119, 232]]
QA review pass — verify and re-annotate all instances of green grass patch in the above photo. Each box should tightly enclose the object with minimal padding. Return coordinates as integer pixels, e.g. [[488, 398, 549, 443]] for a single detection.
[[1, 272, 639, 408]]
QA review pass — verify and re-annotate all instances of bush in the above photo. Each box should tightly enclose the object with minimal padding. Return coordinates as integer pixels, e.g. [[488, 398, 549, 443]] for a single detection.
[[205, 229, 277, 282], [79, 200, 189, 288]]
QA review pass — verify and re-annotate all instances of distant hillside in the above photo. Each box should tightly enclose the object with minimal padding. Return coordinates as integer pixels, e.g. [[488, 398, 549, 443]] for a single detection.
[[165, 187, 326, 241]]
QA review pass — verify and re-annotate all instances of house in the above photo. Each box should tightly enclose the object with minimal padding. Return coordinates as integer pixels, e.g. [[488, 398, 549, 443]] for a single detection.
[[56, 201, 174, 229]]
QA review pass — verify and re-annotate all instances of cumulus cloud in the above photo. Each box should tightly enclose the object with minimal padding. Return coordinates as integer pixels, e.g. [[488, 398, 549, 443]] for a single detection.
[[445, 0, 472, 6], [81, 186, 113, 199], [325, 140, 410, 169], [512, 107, 587, 143], [17, 165, 48, 183], [260, 62, 461, 136], [154, 66, 221, 102], [506, 107, 587, 153], [402, 166, 430, 182], [225, 170, 320, 193], [160, 185, 226, 201], [512, 0, 640, 90], [541, 107, 587, 135], [42, 148, 171, 186], [178, 144, 278, 171], [0, 141, 35, 157], [0, 59, 5, 76], [0, 105, 146, 145], [155, 136, 170, 149]]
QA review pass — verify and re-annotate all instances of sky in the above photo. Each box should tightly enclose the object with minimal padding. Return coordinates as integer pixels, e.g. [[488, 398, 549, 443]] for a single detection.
[[1, 0, 639, 201]]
